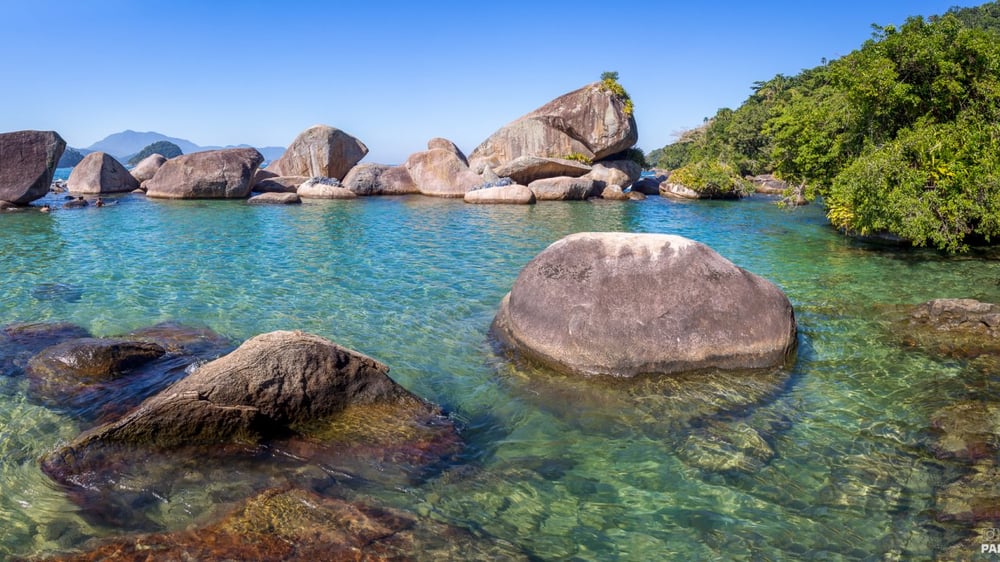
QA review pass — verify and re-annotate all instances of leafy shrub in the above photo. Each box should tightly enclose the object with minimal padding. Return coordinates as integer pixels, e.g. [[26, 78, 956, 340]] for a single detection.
[[562, 152, 593, 165], [599, 71, 634, 116], [669, 160, 752, 198]]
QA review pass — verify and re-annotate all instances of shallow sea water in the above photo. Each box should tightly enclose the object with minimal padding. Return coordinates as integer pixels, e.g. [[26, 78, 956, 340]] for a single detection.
[[2, 185, 998, 560]]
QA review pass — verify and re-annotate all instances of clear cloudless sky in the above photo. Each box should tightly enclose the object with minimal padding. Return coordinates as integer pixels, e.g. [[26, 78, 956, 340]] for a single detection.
[[0, 0, 987, 163]]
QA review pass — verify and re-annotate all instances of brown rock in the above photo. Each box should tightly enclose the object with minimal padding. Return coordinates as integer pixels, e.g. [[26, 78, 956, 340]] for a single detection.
[[427, 137, 469, 165], [751, 174, 788, 194], [266, 125, 367, 180], [129, 154, 167, 184], [342, 162, 388, 195], [252, 175, 308, 193], [67, 152, 139, 194], [145, 148, 263, 199], [491, 233, 797, 377], [0, 130, 66, 205], [901, 298, 1000, 357], [660, 182, 705, 200], [528, 176, 599, 200], [585, 160, 641, 188], [247, 192, 301, 205], [464, 184, 536, 204], [495, 156, 592, 185], [628, 191, 647, 201], [469, 82, 637, 171], [935, 461, 1000, 522], [405, 148, 481, 198], [378, 165, 420, 195], [1, 321, 92, 378], [931, 401, 1000, 461]]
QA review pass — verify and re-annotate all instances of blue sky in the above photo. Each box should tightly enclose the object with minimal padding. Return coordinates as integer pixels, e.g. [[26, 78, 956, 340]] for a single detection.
[[2, 0, 986, 163]]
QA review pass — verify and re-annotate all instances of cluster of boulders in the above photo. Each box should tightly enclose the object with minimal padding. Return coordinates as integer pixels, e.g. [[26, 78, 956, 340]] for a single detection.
[[1, 81, 656, 210]]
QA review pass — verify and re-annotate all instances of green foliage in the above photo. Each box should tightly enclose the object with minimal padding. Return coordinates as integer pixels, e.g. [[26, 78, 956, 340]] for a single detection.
[[669, 160, 752, 198], [127, 140, 182, 166], [600, 70, 634, 116], [622, 148, 649, 169], [562, 152, 593, 165]]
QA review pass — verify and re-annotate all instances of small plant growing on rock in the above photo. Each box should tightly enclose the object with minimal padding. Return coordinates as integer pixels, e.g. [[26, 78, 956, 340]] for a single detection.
[[600, 71, 634, 116], [562, 152, 593, 165]]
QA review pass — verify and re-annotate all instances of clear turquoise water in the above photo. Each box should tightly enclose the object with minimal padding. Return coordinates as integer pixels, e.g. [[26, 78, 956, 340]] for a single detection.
[[2, 184, 998, 559]]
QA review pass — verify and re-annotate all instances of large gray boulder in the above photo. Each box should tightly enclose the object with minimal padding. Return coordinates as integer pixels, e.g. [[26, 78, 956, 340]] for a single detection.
[[266, 125, 367, 180], [0, 130, 66, 204], [469, 82, 637, 172], [405, 146, 482, 198], [584, 160, 641, 189], [67, 152, 139, 194], [491, 233, 797, 377], [145, 148, 263, 199]]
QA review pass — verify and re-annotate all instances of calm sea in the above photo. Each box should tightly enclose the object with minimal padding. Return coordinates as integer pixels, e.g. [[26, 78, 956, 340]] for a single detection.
[[1, 180, 995, 559]]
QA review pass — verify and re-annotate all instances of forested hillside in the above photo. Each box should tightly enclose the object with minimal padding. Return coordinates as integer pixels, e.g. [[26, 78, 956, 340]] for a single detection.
[[649, 1, 1000, 252]]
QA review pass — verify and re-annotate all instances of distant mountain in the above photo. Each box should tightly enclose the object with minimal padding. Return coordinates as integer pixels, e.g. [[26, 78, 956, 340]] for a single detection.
[[86, 130, 284, 163], [57, 146, 86, 168]]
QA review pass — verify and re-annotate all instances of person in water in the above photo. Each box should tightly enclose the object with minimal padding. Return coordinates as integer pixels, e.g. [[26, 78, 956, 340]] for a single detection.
[[95, 197, 104, 207]]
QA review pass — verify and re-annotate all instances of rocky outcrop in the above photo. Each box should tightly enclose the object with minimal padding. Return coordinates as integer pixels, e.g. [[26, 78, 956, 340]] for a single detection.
[[427, 137, 469, 164], [247, 192, 301, 205], [464, 184, 535, 204], [631, 172, 667, 195], [0, 130, 66, 204], [378, 165, 420, 195], [494, 156, 591, 185], [342, 163, 388, 195], [66, 152, 138, 194], [405, 143, 482, 198], [145, 148, 263, 199], [491, 233, 797, 377], [251, 175, 307, 193], [129, 154, 167, 184], [528, 176, 599, 200], [297, 177, 357, 199], [1, 322, 91, 378], [266, 125, 367, 180], [751, 174, 788, 194], [469, 82, 637, 172], [660, 182, 705, 200]]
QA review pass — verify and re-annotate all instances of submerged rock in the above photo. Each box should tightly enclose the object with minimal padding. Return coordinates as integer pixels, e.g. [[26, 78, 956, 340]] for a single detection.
[[901, 298, 1000, 357], [145, 148, 263, 199], [930, 400, 1000, 461], [67, 152, 138, 194], [247, 192, 301, 205], [0, 321, 92, 378], [266, 124, 368, 181], [935, 461, 1000, 523], [678, 420, 775, 473], [0, 130, 66, 205], [34, 487, 529, 562], [491, 232, 797, 377]]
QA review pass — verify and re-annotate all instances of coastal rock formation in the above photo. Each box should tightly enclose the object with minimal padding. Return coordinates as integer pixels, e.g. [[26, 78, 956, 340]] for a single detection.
[[1, 322, 92, 378], [266, 125, 367, 180], [491, 232, 797, 377], [247, 192, 301, 205], [251, 175, 307, 193], [145, 148, 263, 199], [35, 488, 530, 562], [464, 184, 535, 204], [427, 137, 469, 164], [297, 177, 357, 199], [494, 156, 591, 185], [342, 163, 388, 195], [528, 176, 599, 200], [631, 171, 668, 195], [405, 142, 482, 198], [660, 182, 705, 200], [469, 82, 638, 172], [129, 154, 167, 184], [0, 130, 66, 205], [67, 152, 139, 194], [751, 174, 789, 194]]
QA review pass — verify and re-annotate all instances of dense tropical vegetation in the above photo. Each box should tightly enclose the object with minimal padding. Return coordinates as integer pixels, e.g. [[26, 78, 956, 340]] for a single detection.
[[649, 2, 1000, 252], [127, 140, 182, 166]]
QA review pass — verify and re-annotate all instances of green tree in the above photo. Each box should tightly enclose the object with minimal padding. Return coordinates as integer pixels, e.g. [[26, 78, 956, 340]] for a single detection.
[[128, 141, 182, 166]]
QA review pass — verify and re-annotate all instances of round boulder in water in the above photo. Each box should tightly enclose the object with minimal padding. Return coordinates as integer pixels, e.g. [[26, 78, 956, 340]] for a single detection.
[[491, 232, 797, 377]]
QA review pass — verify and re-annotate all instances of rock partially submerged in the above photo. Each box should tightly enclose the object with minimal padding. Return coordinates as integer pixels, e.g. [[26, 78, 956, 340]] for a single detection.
[[251, 175, 308, 193], [297, 177, 358, 199], [1, 321, 92, 378], [67, 152, 138, 194], [145, 148, 263, 199], [491, 232, 797, 377], [40, 331, 460, 523], [901, 298, 1000, 357], [247, 192, 301, 205], [528, 176, 599, 200], [129, 154, 167, 184], [0, 130, 66, 205], [406, 142, 482, 198], [464, 184, 535, 204]]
